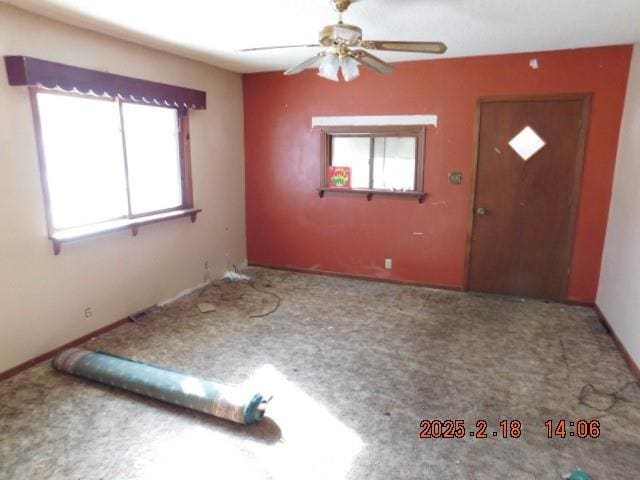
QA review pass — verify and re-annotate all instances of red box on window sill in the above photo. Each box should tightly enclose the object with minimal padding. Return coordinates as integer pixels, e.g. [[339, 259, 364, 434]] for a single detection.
[[327, 166, 351, 189]]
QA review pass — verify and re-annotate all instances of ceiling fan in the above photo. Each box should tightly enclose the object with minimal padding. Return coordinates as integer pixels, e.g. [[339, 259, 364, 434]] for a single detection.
[[241, 0, 447, 82]]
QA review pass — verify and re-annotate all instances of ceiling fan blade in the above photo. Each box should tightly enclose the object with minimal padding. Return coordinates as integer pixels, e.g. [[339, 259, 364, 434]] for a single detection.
[[284, 53, 326, 75], [352, 50, 395, 75], [241, 44, 322, 52], [361, 41, 447, 54]]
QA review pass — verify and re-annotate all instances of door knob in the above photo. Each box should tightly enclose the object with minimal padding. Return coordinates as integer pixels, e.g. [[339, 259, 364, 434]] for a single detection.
[[477, 207, 488, 215]]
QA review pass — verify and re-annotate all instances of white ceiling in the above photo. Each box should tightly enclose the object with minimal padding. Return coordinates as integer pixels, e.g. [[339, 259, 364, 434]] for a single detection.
[[6, 0, 640, 74]]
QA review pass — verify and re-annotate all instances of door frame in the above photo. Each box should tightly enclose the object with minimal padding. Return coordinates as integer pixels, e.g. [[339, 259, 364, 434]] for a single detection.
[[463, 93, 593, 300]]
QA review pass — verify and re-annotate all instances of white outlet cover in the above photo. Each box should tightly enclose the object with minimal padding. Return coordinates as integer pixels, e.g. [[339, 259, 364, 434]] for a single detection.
[[385, 259, 393, 269]]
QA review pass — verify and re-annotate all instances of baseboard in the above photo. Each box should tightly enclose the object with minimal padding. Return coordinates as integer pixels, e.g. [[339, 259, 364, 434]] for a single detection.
[[563, 299, 596, 308], [247, 262, 464, 291], [0, 274, 237, 383], [158, 281, 208, 307], [594, 304, 640, 380], [0, 317, 130, 383]]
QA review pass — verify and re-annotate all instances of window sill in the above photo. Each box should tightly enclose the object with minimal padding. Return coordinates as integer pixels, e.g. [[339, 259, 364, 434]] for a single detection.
[[49, 208, 201, 255], [318, 188, 427, 203]]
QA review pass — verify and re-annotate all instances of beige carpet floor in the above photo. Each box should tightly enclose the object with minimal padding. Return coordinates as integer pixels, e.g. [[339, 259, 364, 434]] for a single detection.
[[1, 267, 639, 479]]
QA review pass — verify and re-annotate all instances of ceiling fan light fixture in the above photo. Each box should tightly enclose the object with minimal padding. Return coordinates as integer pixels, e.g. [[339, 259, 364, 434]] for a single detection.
[[340, 55, 360, 81], [318, 53, 340, 81], [242, 0, 448, 82]]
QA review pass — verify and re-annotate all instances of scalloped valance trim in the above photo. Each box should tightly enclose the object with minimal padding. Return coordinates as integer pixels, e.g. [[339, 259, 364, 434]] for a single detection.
[[4, 56, 206, 110]]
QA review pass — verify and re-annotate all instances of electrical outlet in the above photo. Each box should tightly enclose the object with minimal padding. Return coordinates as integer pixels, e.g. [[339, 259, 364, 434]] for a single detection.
[[84, 307, 92, 319], [385, 259, 393, 270]]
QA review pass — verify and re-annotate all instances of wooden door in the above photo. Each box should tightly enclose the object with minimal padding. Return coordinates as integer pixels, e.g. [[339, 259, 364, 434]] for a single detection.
[[468, 96, 590, 300]]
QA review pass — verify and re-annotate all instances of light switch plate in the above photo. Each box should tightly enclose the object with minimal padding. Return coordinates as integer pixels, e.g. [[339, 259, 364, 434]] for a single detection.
[[448, 172, 463, 184]]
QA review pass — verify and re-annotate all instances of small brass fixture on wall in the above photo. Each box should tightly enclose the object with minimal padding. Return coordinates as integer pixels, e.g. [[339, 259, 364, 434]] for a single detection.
[[448, 172, 463, 184]]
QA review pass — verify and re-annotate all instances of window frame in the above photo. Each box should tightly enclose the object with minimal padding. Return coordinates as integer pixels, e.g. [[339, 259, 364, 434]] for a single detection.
[[29, 87, 198, 253], [320, 125, 426, 202]]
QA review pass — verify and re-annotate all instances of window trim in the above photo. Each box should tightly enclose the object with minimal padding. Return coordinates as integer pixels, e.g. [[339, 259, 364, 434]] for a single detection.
[[29, 87, 199, 254], [320, 125, 427, 203]]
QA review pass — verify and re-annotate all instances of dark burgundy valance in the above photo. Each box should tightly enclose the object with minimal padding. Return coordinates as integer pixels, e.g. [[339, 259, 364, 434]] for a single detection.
[[4, 56, 206, 110]]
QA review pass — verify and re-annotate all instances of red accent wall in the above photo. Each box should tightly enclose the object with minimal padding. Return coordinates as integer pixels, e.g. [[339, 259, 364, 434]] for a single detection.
[[243, 45, 632, 302]]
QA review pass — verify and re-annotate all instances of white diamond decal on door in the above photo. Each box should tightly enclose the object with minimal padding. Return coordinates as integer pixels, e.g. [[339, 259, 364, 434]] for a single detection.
[[508, 126, 546, 161]]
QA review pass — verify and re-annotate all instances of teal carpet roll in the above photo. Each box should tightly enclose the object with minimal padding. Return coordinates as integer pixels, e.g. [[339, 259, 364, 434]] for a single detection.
[[53, 348, 269, 425]]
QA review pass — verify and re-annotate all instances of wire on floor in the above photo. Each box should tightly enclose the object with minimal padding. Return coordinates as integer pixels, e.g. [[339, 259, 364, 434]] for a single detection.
[[248, 282, 281, 318], [578, 381, 640, 412], [198, 282, 244, 301], [197, 266, 281, 318]]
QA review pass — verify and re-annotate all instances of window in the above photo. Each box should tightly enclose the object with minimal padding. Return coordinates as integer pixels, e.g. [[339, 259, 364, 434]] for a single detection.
[[6, 55, 205, 254], [372, 137, 419, 190], [322, 126, 425, 199], [508, 125, 546, 161], [32, 89, 195, 238]]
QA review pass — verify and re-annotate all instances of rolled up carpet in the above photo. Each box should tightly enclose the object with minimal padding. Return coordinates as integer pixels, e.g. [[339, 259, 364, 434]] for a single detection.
[[53, 348, 269, 425]]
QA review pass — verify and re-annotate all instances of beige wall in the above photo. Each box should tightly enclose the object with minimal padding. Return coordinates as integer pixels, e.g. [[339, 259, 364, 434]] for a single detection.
[[0, 4, 246, 373], [597, 43, 640, 366]]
